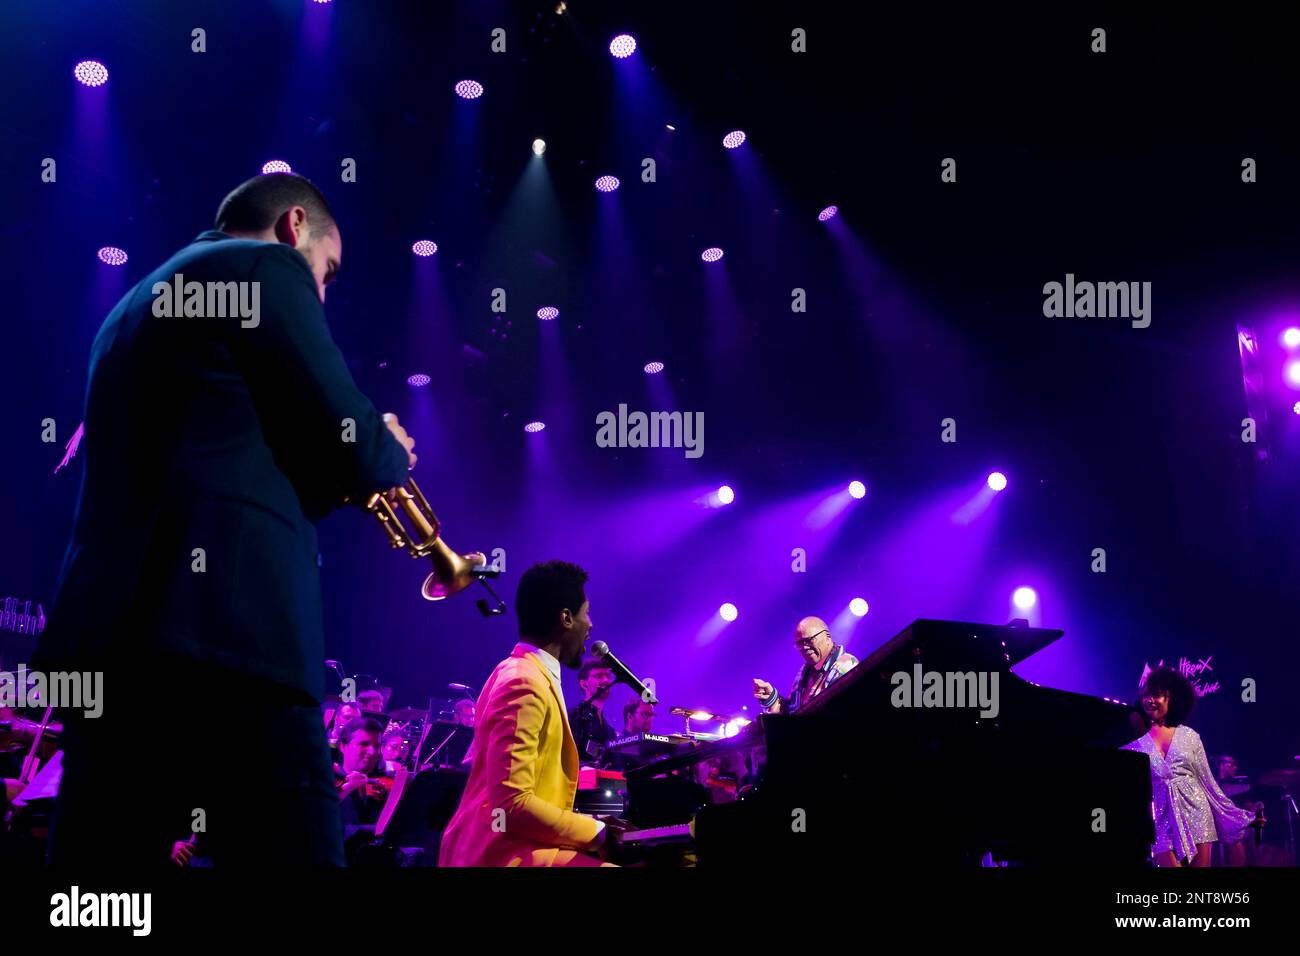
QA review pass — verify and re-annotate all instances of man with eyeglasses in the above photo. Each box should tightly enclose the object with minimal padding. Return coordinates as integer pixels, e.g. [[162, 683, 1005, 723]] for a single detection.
[[752, 617, 859, 714]]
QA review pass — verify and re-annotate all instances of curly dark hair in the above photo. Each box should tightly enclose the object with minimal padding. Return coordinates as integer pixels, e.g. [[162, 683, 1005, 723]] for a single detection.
[[515, 560, 589, 640], [1136, 667, 1196, 728]]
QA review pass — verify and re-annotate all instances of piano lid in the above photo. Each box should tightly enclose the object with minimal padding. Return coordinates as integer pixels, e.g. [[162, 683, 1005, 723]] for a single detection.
[[854, 618, 1063, 672]]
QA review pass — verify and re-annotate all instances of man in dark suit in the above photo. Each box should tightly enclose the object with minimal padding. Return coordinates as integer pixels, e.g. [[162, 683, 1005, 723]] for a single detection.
[[35, 173, 414, 866]]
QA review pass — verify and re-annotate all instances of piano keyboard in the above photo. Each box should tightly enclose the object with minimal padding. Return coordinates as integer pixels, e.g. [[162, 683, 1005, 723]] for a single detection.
[[617, 823, 692, 845]]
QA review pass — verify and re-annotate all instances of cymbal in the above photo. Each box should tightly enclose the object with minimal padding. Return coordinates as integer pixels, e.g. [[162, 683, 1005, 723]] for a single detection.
[[1258, 768, 1300, 791]]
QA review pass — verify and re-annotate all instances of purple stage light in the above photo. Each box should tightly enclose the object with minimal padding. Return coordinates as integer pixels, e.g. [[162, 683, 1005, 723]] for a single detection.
[[716, 485, 735, 505], [97, 246, 128, 266], [595, 175, 620, 193], [987, 471, 1008, 492], [74, 60, 109, 88], [1012, 587, 1038, 611], [261, 160, 292, 175], [407, 373, 431, 387], [722, 130, 747, 149], [643, 361, 664, 374], [454, 79, 484, 100], [609, 34, 637, 58], [701, 247, 724, 263], [848, 480, 867, 499], [1293, 401, 1300, 415], [536, 306, 559, 321], [849, 598, 869, 617], [818, 205, 839, 222], [1287, 361, 1300, 387], [523, 421, 546, 433], [1283, 327, 1300, 348], [412, 240, 438, 257], [719, 603, 738, 622]]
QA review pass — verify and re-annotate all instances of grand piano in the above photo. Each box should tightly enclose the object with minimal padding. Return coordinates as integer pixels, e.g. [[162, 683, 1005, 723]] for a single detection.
[[618, 618, 1155, 866]]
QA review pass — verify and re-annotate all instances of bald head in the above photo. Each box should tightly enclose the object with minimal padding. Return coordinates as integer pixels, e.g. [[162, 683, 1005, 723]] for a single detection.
[[794, 616, 834, 667]]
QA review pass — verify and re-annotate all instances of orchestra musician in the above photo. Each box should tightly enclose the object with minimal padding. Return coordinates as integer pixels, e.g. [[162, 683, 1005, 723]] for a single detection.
[[1212, 753, 1260, 866], [381, 729, 410, 774], [338, 717, 387, 827], [35, 172, 416, 866], [752, 616, 859, 715], [1123, 668, 1264, 866], [439, 560, 622, 866]]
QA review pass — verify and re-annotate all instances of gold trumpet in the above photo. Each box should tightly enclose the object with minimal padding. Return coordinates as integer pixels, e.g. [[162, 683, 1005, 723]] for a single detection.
[[364, 478, 490, 602]]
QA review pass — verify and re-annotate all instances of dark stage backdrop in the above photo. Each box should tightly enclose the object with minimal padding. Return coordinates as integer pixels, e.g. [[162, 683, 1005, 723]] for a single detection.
[[1, 3, 1297, 779]]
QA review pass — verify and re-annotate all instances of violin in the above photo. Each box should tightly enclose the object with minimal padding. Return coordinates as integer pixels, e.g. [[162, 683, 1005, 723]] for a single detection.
[[333, 765, 392, 800], [0, 714, 63, 752], [1, 708, 62, 785]]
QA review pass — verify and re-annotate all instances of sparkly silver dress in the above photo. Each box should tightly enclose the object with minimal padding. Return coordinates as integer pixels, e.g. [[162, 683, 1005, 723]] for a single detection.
[[1123, 724, 1254, 861]]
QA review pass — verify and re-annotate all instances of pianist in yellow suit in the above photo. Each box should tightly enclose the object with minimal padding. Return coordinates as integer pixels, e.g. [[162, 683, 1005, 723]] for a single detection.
[[439, 561, 611, 867]]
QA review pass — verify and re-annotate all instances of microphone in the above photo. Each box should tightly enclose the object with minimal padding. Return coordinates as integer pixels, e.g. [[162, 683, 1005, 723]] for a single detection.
[[448, 683, 476, 698], [590, 641, 657, 705]]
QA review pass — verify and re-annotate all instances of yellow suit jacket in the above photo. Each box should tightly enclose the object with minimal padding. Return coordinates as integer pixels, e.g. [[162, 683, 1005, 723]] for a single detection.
[[439, 644, 603, 866]]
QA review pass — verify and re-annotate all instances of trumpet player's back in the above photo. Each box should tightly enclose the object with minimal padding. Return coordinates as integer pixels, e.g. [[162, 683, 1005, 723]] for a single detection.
[[37, 173, 414, 867], [40, 233, 407, 701]]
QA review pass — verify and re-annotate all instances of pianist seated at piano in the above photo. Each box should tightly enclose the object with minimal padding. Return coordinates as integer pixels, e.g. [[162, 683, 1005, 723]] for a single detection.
[[439, 561, 629, 867], [752, 616, 859, 714], [1123, 668, 1263, 867]]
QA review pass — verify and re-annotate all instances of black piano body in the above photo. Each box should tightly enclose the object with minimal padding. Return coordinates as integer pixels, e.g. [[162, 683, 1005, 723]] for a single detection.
[[622, 619, 1154, 866]]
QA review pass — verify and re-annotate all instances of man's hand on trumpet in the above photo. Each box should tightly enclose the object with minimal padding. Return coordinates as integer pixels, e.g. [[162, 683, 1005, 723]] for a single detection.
[[383, 412, 418, 470], [381, 413, 417, 503]]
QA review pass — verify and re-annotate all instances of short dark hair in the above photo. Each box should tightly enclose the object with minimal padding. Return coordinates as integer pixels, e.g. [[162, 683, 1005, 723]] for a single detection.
[[1136, 667, 1196, 728], [339, 716, 384, 745], [515, 560, 589, 639], [578, 657, 614, 685], [214, 172, 336, 237], [623, 698, 652, 723]]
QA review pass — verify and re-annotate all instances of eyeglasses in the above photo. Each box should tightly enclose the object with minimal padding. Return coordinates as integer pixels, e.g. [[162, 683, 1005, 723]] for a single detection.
[[793, 629, 829, 649]]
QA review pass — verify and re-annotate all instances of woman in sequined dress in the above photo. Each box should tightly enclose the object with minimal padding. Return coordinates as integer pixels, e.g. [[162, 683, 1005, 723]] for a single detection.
[[1123, 668, 1262, 867]]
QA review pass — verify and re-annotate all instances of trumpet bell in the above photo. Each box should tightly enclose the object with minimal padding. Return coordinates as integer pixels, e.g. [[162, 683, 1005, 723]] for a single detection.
[[420, 540, 488, 602]]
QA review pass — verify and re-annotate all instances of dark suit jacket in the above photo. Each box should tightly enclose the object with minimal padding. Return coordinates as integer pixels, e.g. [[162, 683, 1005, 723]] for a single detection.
[[35, 231, 408, 701], [567, 700, 618, 765]]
